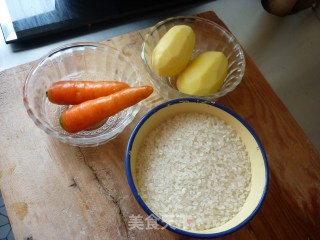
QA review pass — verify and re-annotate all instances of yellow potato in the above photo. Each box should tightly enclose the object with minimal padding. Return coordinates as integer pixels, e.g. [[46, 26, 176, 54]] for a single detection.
[[177, 51, 228, 96], [152, 25, 195, 77]]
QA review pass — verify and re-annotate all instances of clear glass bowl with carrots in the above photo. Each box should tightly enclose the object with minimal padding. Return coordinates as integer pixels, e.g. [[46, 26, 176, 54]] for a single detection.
[[23, 42, 153, 147]]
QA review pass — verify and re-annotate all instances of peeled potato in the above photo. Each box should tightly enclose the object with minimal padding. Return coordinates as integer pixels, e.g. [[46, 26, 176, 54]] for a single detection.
[[177, 51, 228, 96], [151, 25, 195, 77]]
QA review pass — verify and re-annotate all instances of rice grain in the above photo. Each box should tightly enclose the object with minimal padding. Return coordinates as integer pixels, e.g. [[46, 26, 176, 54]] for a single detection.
[[136, 112, 251, 230]]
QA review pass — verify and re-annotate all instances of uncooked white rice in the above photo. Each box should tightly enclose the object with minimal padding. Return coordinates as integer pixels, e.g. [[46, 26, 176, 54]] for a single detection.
[[136, 112, 251, 231]]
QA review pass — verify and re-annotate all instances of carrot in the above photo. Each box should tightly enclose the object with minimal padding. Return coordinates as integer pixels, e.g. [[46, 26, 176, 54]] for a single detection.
[[47, 80, 130, 105], [60, 86, 153, 133]]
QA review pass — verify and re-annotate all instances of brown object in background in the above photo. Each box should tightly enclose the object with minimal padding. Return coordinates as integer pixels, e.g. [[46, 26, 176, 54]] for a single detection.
[[261, 0, 317, 16]]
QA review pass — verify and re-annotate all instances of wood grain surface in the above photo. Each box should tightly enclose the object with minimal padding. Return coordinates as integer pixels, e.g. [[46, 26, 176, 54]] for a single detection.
[[0, 11, 319, 240]]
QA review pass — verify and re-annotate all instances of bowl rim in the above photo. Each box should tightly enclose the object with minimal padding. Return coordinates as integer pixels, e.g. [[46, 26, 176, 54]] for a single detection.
[[23, 42, 141, 146], [140, 16, 246, 101], [125, 98, 269, 238]]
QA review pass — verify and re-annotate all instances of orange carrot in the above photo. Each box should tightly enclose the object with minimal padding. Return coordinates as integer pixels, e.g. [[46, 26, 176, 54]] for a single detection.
[[47, 80, 130, 105], [60, 86, 153, 133]]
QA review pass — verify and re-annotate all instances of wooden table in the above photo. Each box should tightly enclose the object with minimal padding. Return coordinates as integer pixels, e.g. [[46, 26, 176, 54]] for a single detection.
[[0, 11, 319, 240]]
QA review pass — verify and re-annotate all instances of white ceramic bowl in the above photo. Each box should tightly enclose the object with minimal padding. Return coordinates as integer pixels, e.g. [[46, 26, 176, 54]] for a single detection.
[[23, 42, 142, 147], [125, 98, 268, 238]]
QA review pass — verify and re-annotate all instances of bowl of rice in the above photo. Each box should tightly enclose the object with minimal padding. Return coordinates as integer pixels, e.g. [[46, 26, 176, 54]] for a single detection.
[[125, 98, 268, 238]]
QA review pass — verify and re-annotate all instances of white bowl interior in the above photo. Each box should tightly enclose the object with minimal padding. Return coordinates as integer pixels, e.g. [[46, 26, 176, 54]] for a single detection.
[[129, 101, 267, 234]]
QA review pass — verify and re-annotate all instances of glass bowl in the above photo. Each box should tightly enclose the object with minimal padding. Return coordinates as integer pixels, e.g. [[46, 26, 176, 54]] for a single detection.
[[141, 16, 246, 101], [23, 42, 142, 147]]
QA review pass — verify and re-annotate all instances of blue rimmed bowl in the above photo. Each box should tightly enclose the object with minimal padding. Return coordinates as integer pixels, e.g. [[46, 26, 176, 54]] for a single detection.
[[125, 98, 268, 238]]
